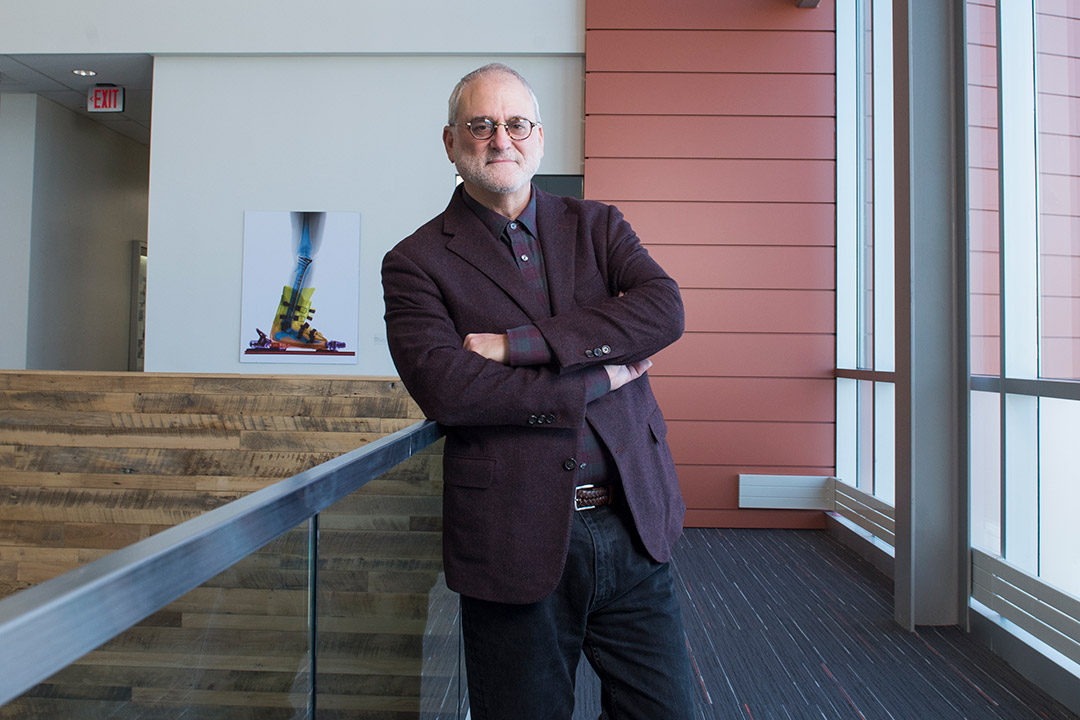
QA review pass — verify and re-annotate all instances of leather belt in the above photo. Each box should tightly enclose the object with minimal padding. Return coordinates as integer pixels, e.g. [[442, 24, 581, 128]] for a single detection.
[[575, 484, 615, 511]]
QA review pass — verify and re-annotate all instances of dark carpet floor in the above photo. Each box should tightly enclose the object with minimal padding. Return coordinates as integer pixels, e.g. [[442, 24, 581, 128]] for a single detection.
[[571, 528, 1079, 720]]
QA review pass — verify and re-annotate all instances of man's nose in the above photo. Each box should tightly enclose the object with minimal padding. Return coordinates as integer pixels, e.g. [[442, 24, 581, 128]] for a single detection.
[[489, 125, 514, 149]]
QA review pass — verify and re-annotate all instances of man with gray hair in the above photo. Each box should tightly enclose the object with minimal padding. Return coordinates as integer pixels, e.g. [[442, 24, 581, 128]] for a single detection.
[[382, 63, 695, 719]]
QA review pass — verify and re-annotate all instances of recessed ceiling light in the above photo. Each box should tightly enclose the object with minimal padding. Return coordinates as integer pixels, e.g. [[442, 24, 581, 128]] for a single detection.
[[72, 69, 97, 77]]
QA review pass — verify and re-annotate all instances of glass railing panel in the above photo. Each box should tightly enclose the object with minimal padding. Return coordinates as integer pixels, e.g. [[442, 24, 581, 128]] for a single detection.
[[3, 520, 316, 719], [315, 440, 463, 718]]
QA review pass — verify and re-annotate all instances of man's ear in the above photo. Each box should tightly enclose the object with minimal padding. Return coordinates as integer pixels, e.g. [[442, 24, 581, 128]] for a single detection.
[[443, 126, 456, 163]]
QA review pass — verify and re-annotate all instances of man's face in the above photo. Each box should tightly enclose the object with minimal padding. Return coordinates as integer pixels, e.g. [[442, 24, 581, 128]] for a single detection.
[[444, 73, 544, 197]]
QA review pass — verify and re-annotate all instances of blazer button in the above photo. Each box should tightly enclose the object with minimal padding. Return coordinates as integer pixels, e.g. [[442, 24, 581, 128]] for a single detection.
[[563, 458, 577, 471], [601, 345, 611, 355], [585, 349, 594, 358], [593, 347, 603, 357], [529, 414, 538, 424], [546, 414, 556, 423]]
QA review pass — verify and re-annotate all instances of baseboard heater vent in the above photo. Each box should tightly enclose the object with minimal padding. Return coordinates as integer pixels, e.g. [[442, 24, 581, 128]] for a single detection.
[[738, 474, 835, 511], [739, 475, 895, 537]]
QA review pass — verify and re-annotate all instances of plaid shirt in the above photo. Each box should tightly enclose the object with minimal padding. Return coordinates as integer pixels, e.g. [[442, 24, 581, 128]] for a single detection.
[[462, 188, 615, 487]]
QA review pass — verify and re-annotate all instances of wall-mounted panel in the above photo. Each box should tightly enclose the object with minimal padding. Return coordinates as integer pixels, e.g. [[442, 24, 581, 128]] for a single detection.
[[618, 202, 835, 247], [586, 30, 835, 74], [586, 0, 835, 30], [586, 0, 837, 528], [585, 158, 836, 203], [585, 73, 837, 117], [585, 116, 836, 160]]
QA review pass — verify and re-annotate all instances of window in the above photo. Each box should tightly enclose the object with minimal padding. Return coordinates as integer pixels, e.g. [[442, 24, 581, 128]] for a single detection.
[[968, 0, 1080, 596], [837, 0, 896, 506]]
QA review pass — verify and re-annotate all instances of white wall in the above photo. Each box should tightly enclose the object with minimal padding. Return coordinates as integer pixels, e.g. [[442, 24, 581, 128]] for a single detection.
[[26, 96, 149, 370], [0, 0, 583, 55], [0, 0, 586, 374], [145, 54, 584, 374], [0, 94, 36, 369]]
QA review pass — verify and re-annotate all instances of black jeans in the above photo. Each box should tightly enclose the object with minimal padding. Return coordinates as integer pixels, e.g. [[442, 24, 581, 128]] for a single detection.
[[460, 499, 696, 720]]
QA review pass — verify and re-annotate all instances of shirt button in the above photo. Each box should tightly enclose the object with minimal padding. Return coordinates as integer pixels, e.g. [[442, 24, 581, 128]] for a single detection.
[[520, 254, 529, 262], [509, 222, 518, 230], [563, 458, 577, 471], [579, 462, 587, 470]]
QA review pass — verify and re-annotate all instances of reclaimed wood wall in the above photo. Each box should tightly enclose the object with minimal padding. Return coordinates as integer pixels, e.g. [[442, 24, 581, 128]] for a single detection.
[[0, 371, 452, 719]]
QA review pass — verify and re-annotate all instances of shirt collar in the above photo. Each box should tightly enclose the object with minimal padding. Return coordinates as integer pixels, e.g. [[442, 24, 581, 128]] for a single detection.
[[461, 184, 538, 240]]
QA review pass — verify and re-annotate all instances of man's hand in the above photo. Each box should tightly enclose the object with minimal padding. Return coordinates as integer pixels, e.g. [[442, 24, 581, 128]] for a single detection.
[[605, 359, 652, 392], [463, 333, 510, 364]]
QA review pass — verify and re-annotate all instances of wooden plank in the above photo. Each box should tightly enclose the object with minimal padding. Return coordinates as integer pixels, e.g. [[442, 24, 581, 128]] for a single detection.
[[0, 391, 138, 413], [0, 470, 267, 492], [0, 390, 406, 418], [0, 520, 64, 547], [131, 393, 410, 418], [192, 376, 408, 398], [0, 372, 196, 393], [0, 411, 390, 433], [63, 522, 161, 550], [12, 447, 338, 478], [3, 487, 241, 523], [238, 431, 378, 453], [0, 427, 241, 450]]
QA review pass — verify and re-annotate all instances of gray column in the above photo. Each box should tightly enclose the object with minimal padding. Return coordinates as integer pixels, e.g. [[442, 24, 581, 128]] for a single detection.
[[891, 0, 969, 629]]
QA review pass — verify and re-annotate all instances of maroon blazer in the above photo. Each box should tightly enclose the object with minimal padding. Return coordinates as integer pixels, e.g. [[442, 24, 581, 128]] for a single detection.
[[381, 185, 686, 604]]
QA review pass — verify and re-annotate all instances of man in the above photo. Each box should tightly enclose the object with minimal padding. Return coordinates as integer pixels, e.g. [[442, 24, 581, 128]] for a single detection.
[[381, 63, 694, 719]]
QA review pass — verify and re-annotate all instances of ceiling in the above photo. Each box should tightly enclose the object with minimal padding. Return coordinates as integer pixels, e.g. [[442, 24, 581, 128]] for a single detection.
[[0, 53, 153, 145]]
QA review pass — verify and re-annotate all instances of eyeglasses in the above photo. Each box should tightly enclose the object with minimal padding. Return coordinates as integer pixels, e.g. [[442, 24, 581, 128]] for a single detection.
[[453, 116, 541, 141]]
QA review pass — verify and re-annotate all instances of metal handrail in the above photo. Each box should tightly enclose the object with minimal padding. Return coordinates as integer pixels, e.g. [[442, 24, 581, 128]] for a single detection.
[[0, 419, 444, 707]]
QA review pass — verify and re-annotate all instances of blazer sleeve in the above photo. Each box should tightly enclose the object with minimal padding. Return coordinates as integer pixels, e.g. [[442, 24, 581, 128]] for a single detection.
[[381, 245, 591, 429], [533, 203, 684, 371]]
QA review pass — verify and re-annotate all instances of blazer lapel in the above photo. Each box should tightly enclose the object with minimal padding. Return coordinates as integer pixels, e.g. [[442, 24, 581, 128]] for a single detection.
[[535, 190, 579, 316], [444, 189, 549, 321]]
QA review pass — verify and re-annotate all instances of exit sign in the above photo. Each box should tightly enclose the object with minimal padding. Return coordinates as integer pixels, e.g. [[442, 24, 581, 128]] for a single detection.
[[87, 85, 124, 113]]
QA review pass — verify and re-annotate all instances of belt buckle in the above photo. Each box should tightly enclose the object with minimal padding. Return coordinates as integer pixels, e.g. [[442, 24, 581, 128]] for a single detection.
[[575, 483, 596, 512]]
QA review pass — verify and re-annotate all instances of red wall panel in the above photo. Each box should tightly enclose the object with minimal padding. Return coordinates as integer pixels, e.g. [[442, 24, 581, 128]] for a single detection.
[[587, 30, 835, 74], [682, 289, 834, 333], [586, 0, 836, 529], [585, 158, 836, 203], [619, 202, 835, 247], [651, 377, 835, 422], [586, 0, 835, 31], [585, 73, 836, 117], [648, 246, 835, 290], [585, 116, 836, 160], [650, 334, 835, 378]]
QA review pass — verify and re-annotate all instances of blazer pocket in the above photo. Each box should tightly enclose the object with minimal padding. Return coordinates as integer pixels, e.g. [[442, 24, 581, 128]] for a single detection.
[[443, 454, 496, 488], [648, 408, 669, 443], [574, 269, 609, 306]]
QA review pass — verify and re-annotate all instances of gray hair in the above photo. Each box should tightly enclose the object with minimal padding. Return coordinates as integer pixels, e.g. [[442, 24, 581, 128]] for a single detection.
[[447, 63, 542, 126]]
